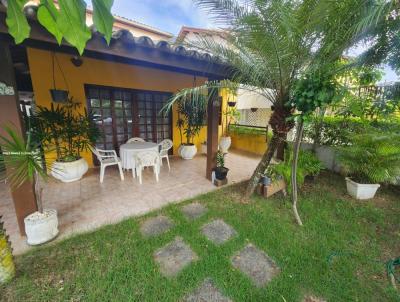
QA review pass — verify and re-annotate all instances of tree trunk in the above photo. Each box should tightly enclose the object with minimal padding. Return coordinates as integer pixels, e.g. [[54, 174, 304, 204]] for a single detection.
[[244, 106, 294, 198], [244, 132, 283, 197], [0, 216, 15, 284], [291, 119, 304, 226]]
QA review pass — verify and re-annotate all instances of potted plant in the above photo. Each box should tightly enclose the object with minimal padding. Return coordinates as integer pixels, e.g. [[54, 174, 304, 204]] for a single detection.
[[213, 150, 229, 180], [0, 126, 58, 245], [177, 95, 207, 160], [219, 106, 240, 153], [35, 99, 100, 182], [337, 132, 400, 200]]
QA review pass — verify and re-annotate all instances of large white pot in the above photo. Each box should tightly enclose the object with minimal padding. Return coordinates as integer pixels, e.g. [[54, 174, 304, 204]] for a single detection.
[[177, 144, 184, 156], [51, 158, 88, 183], [180, 144, 197, 160], [219, 136, 231, 153], [24, 209, 59, 245], [345, 177, 380, 200]]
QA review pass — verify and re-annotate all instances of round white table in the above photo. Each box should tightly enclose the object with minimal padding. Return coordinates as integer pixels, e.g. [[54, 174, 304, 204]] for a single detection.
[[120, 142, 159, 170]]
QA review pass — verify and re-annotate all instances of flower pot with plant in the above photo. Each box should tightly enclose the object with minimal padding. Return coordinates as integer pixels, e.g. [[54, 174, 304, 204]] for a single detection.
[[0, 126, 59, 246], [337, 132, 400, 200], [36, 99, 100, 182], [177, 95, 207, 160], [213, 150, 229, 180], [219, 101, 240, 154]]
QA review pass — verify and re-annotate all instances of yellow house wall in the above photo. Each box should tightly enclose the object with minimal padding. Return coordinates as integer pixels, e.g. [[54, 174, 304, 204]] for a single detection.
[[27, 47, 222, 167], [230, 132, 267, 155]]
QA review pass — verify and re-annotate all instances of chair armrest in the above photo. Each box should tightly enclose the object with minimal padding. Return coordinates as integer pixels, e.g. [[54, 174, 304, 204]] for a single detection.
[[97, 148, 118, 160]]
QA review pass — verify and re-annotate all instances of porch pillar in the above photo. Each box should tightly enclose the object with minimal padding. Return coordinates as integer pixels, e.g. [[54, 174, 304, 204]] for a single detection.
[[0, 42, 38, 235], [206, 92, 222, 180]]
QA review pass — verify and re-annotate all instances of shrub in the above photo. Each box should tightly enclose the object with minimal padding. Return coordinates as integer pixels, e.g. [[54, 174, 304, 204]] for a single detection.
[[266, 147, 324, 190], [337, 132, 400, 184], [303, 116, 400, 146]]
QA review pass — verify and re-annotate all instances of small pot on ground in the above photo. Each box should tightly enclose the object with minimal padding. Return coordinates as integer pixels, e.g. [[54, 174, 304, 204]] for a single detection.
[[260, 175, 272, 185], [51, 157, 88, 182], [214, 166, 229, 180], [24, 209, 59, 245], [219, 136, 231, 153], [345, 177, 380, 200], [180, 144, 197, 160], [201, 142, 207, 155]]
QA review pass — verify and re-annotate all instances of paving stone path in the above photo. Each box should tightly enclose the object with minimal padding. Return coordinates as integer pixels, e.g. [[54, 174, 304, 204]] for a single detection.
[[154, 236, 198, 277], [181, 202, 208, 221], [145, 204, 281, 299], [231, 243, 280, 287], [184, 278, 232, 302], [140, 215, 174, 238], [201, 219, 237, 245]]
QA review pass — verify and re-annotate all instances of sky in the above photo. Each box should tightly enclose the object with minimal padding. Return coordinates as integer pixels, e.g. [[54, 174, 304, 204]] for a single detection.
[[111, 0, 398, 83]]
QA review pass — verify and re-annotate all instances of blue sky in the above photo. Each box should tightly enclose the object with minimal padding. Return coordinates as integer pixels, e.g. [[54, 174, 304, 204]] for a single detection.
[[111, 0, 398, 82]]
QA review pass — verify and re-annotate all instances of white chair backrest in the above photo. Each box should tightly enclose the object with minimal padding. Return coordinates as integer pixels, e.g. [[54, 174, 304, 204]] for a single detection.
[[136, 151, 159, 167], [89, 145, 102, 161], [159, 139, 173, 156], [127, 137, 145, 143]]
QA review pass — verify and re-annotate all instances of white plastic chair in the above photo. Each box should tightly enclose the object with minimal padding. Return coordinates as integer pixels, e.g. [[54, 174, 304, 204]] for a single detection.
[[90, 146, 124, 183], [158, 139, 173, 170], [127, 137, 145, 143], [134, 151, 160, 184]]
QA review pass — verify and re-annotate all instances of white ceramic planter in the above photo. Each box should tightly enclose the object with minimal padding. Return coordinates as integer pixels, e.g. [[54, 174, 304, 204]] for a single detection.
[[24, 209, 59, 245], [180, 144, 197, 160], [345, 177, 380, 200], [51, 158, 88, 183], [201, 143, 207, 155], [219, 136, 231, 153]]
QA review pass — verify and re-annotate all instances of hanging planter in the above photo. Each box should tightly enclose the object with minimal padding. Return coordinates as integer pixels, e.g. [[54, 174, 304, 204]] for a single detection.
[[49, 89, 69, 103], [49, 52, 69, 103]]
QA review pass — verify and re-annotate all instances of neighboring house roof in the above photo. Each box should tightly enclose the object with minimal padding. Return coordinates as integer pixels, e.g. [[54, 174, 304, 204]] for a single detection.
[[26, 0, 173, 41], [176, 26, 228, 43]]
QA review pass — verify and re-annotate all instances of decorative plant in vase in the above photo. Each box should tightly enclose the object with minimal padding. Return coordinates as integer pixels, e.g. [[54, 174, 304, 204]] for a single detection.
[[176, 94, 207, 160], [214, 150, 229, 180], [220, 105, 240, 154], [337, 131, 400, 199], [35, 98, 100, 182], [0, 126, 58, 247]]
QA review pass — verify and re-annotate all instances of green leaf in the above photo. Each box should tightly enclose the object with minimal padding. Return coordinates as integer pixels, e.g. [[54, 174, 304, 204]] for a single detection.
[[37, 0, 63, 45], [6, 0, 30, 44], [57, 0, 91, 55], [92, 0, 114, 44]]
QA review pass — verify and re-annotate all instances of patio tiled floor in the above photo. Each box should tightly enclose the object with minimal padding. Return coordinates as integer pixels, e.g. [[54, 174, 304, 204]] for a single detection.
[[0, 150, 260, 255]]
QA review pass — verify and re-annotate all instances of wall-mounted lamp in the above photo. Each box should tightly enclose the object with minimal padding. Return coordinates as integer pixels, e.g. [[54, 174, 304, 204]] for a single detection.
[[250, 107, 258, 112]]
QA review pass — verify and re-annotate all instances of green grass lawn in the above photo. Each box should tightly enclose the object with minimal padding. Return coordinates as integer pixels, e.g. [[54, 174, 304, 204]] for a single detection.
[[1, 172, 399, 301]]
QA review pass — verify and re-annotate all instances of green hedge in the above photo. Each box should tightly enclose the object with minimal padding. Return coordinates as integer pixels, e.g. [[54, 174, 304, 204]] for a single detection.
[[228, 125, 273, 139], [303, 116, 400, 146]]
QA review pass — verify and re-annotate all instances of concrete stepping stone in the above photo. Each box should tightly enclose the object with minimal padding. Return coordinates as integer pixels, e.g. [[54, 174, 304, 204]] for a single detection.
[[181, 202, 207, 221], [184, 278, 232, 302], [140, 215, 173, 238], [154, 237, 198, 277], [201, 219, 237, 245], [231, 243, 280, 287]]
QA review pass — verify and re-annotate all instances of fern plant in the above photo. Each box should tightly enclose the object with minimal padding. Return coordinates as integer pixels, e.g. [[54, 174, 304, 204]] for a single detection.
[[337, 132, 400, 184]]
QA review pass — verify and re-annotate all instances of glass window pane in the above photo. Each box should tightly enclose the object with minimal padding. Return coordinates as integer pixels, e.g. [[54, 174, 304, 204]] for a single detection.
[[102, 99, 111, 108], [114, 100, 123, 108], [91, 99, 100, 107]]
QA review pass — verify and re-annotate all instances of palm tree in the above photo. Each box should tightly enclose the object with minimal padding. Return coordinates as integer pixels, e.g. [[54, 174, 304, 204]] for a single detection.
[[165, 0, 393, 197]]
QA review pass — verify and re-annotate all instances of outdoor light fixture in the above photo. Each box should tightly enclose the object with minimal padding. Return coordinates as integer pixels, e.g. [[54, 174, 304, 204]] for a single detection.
[[71, 56, 83, 67], [227, 100, 236, 107], [50, 52, 69, 103], [250, 107, 258, 112]]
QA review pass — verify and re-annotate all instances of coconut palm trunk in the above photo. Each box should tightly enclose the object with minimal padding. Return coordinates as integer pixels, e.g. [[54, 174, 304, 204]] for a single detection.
[[0, 217, 15, 284]]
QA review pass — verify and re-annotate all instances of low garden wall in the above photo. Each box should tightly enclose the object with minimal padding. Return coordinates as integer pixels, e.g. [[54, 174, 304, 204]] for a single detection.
[[229, 125, 270, 155]]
